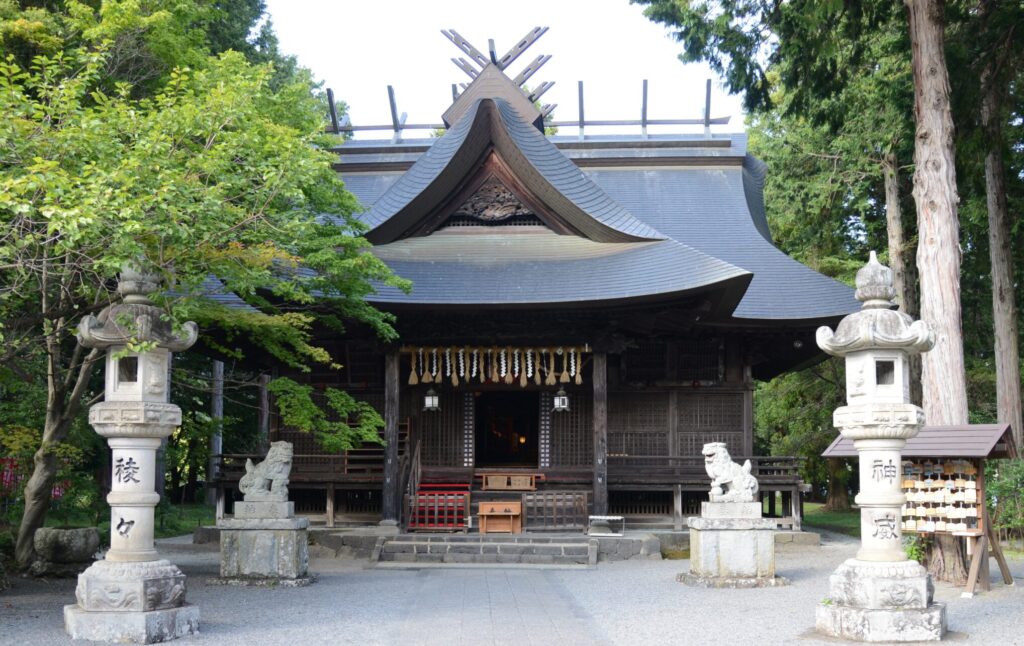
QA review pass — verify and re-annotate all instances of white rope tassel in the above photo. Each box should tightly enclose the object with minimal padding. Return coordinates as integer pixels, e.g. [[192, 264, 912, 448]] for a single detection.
[[526, 349, 533, 378], [458, 348, 465, 378], [430, 348, 438, 382], [471, 348, 479, 379], [445, 347, 452, 377]]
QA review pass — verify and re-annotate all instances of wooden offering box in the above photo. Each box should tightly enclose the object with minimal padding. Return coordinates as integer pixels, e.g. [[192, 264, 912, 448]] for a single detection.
[[478, 501, 523, 534]]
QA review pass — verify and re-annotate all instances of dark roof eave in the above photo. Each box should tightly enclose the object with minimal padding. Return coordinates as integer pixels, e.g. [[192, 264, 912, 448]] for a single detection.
[[365, 272, 751, 315]]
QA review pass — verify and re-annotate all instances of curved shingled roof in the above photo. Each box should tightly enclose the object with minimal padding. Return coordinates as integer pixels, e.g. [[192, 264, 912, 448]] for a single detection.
[[357, 98, 664, 244], [365, 229, 751, 311]]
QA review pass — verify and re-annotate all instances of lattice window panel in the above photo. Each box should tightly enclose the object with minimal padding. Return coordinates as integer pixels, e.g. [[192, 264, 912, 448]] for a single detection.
[[344, 345, 384, 386], [551, 389, 592, 467], [622, 341, 667, 383], [462, 392, 474, 467], [608, 393, 669, 458], [538, 392, 552, 468], [419, 390, 464, 466], [677, 339, 724, 383], [676, 393, 743, 457]]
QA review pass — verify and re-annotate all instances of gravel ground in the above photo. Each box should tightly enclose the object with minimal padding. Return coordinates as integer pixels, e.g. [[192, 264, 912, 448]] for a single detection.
[[0, 531, 1021, 646]]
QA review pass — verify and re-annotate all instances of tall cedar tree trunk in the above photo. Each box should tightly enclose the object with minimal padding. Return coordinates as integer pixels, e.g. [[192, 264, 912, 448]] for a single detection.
[[824, 458, 851, 511], [906, 0, 969, 584], [825, 360, 851, 511], [882, 152, 922, 406], [980, 30, 1023, 457], [15, 349, 99, 567]]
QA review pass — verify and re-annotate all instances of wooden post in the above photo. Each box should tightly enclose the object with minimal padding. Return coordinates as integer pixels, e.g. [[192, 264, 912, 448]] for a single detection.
[[592, 352, 608, 516], [380, 351, 400, 526], [768, 490, 777, 518], [673, 484, 683, 531], [326, 483, 336, 529], [257, 372, 270, 453], [206, 359, 224, 505]]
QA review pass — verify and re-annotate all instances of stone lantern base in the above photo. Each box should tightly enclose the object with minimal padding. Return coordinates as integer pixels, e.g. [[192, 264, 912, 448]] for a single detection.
[[64, 559, 199, 643], [677, 502, 789, 588], [815, 559, 946, 642]]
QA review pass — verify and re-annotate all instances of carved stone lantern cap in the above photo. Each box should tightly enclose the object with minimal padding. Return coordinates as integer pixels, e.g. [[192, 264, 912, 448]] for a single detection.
[[77, 264, 198, 352], [816, 251, 934, 357]]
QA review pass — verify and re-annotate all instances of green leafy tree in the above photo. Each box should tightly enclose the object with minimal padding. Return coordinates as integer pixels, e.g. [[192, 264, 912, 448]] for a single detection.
[[0, 16, 407, 564]]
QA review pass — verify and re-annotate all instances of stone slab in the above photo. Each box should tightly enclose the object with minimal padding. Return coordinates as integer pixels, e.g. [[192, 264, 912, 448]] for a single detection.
[[232, 501, 294, 519], [217, 517, 309, 531], [689, 526, 775, 579], [64, 603, 199, 644], [207, 576, 314, 587], [687, 516, 777, 531], [816, 601, 946, 642], [219, 527, 309, 580], [700, 501, 762, 519], [677, 572, 790, 588]]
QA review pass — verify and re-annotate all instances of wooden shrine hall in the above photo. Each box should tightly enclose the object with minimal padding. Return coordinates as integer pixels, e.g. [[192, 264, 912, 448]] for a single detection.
[[214, 28, 859, 533]]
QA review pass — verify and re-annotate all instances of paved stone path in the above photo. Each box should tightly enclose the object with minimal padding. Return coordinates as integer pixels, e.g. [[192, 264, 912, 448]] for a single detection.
[[1, 532, 1022, 645]]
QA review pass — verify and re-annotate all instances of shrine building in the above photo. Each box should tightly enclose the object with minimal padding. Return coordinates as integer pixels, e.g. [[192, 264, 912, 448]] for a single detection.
[[215, 29, 858, 533]]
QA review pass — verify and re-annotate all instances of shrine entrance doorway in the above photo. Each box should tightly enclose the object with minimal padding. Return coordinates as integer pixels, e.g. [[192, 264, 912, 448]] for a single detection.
[[474, 391, 539, 467]]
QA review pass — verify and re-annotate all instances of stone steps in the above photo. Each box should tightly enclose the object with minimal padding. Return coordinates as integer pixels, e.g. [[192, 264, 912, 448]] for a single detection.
[[373, 534, 598, 567]]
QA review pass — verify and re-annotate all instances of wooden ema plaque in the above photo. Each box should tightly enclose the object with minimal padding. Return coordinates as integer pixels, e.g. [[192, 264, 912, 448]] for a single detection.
[[900, 458, 982, 535], [478, 501, 522, 534]]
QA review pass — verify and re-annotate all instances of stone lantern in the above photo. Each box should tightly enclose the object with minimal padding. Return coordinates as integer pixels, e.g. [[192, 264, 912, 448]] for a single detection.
[[815, 252, 946, 642], [65, 266, 200, 643]]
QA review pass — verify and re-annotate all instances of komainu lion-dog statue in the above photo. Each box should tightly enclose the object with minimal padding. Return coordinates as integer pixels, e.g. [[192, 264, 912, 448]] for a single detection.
[[238, 441, 293, 502], [702, 442, 759, 503]]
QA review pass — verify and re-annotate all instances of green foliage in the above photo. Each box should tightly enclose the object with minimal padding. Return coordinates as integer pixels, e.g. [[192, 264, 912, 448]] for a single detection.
[[903, 534, 929, 563], [986, 459, 1024, 544], [267, 377, 385, 453]]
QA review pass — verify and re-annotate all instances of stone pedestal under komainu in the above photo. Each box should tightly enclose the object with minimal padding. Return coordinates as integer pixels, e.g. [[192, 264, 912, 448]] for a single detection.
[[678, 443, 788, 588], [214, 441, 311, 585]]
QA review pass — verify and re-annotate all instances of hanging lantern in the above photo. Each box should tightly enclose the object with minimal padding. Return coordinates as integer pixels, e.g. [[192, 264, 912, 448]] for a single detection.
[[553, 388, 570, 412], [423, 388, 440, 412]]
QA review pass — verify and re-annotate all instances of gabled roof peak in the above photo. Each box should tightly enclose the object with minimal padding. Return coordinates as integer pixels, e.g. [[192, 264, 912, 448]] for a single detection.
[[441, 27, 555, 131]]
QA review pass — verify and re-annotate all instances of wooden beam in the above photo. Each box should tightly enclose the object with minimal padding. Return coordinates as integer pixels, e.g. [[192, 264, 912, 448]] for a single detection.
[[451, 57, 479, 80], [498, 26, 548, 70], [592, 352, 609, 516], [257, 373, 270, 453], [441, 29, 489, 68], [577, 81, 585, 141], [380, 351, 400, 526], [326, 88, 340, 133], [528, 81, 554, 103], [512, 54, 551, 87], [487, 38, 498, 65], [641, 79, 649, 139], [704, 79, 712, 134]]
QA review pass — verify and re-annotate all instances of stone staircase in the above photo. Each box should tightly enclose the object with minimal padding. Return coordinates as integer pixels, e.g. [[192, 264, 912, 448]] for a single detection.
[[373, 534, 598, 567]]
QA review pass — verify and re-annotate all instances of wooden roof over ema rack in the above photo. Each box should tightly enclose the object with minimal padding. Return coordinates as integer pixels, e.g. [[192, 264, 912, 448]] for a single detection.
[[822, 424, 1014, 459]]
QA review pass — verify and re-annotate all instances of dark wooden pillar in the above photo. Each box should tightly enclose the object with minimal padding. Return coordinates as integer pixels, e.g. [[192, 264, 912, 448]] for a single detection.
[[380, 351, 400, 526], [592, 352, 608, 516], [257, 373, 270, 452]]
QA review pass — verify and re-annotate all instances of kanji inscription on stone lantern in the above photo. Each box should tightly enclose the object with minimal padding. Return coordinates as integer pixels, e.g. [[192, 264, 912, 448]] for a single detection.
[[815, 252, 946, 642], [65, 266, 200, 643]]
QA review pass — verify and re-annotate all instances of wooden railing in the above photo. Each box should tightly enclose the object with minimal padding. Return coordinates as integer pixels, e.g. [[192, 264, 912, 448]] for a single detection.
[[607, 455, 802, 485], [401, 440, 422, 530]]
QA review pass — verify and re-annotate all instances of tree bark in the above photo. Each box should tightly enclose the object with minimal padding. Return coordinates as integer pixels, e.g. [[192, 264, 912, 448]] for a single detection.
[[882, 151, 922, 407], [981, 51, 1023, 457], [906, 0, 969, 583], [823, 458, 851, 512]]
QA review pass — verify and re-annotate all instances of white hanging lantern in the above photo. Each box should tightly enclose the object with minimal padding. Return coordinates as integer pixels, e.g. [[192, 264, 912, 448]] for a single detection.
[[553, 387, 570, 412], [423, 388, 440, 412]]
